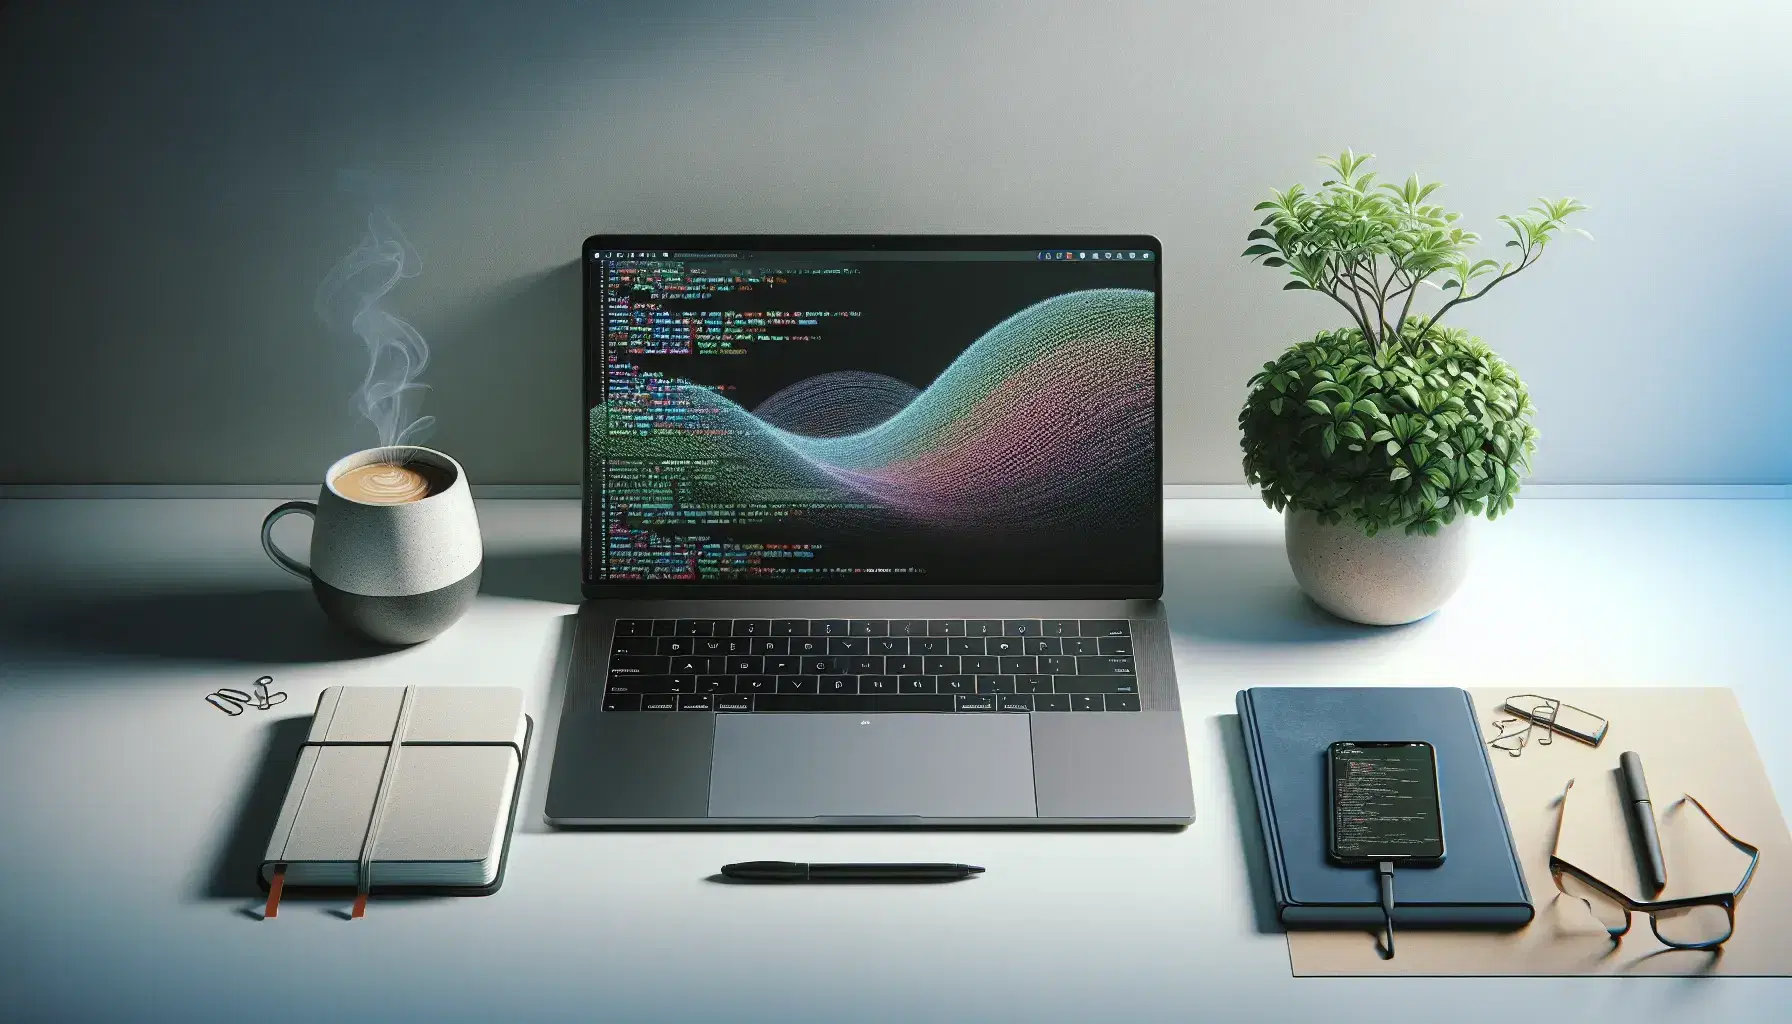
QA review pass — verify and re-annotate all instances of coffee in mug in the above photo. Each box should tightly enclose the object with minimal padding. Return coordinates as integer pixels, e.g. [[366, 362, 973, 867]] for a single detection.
[[261, 446, 482, 645], [331, 461, 450, 504]]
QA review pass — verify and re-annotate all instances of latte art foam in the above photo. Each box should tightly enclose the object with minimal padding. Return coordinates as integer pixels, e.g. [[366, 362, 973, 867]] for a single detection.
[[333, 462, 442, 504]]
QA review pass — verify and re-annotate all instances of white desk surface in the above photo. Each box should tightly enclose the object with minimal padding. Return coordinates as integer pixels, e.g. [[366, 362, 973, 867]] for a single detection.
[[1, 496, 1787, 1022]]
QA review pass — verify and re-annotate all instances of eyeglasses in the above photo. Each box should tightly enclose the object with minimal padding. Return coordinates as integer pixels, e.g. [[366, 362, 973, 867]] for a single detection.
[[1489, 694, 1609, 757], [205, 676, 288, 716], [1550, 779, 1759, 950]]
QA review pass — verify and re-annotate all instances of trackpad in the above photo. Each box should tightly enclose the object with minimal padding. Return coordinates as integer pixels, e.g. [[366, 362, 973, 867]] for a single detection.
[[708, 714, 1037, 819]]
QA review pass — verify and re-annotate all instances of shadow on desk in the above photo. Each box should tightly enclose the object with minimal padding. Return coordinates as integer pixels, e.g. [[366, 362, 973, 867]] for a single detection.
[[198, 714, 310, 904], [1163, 536, 1393, 644], [480, 549, 584, 605], [1214, 713, 1284, 935], [8, 586, 388, 664]]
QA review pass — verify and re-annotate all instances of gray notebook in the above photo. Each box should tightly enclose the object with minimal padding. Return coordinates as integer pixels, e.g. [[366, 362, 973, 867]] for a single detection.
[[261, 686, 528, 910]]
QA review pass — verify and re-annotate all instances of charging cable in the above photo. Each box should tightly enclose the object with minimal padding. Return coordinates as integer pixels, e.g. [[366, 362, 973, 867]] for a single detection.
[[1377, 860, 1397, 958]]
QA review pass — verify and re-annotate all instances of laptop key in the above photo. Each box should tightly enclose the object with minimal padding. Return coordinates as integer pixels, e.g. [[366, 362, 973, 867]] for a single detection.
[[870, 637, 908, 655], [876, 694, 954, 713], [999, 694, 1033, 712], [820, 675, 857, 695], [757, 694, 875, 712], [962, 655, 998, 674], [669, 656, 715, 674], [603, 693, 641, 711], [1079, 619, 1130, 637], [899, 675, 936, 694], [966, 620, 1002, 637], [1105, 693, 1141, 712], [678, 694, 714, 711], [732, 619, 770, 636], [848, 656, 883, 674], [1003, 619, 1042, 637], [606, 675, 671, 695], [1075, 656, 1135, 676], [1052, 677, 1137, 694], [956, 694, 997, 712], [1032, 693, 1071, 712], [612, 637, 659, 656], [752, 637, 787, 655], [948, 637, 985, 655], [615, 619, 653, 637], [850, 619, 888, 636], [1017, 674, 1053, 693], [676, 619, 721, 636], [828, 637, 869, 656], [651, 619, 677, 636], [859, 675, 898, 695], [791, 637, 827, 656], [1062, 638, 1099, 656], [728, 656, 761, 674], [766, 656, 801, 674], [923, 656, 958, 675], [668, 676, 699, 694], [1040, 656, 1077, 676], [1098, 637, 1134, 656], [659, 636, 693, 656], [1024, 637, 1061, 655], [642, 694, 678, 711], [771, 619, 806, 636], [695, 638, 727, 656], [610, 655, 669, 676], [716, 694, 753, 712], [976, 675, 1016, 694], [886, 655, 922, 674], [735, 675, 775, 694], [777, 676, 819, 694], [938, 674, 975, 694], [814, 619, 849, 637], [803, 657, 843, 675], [1072, 694, 1104, 712], [999, 656, 1037, 674], [910, 637, 948, 656], [1042, 619, 1079, 637], [987, 636, 1023, 656], [697, 676, 734, 694], [891, 619, 928, 638], [927, 619, 965, 636]]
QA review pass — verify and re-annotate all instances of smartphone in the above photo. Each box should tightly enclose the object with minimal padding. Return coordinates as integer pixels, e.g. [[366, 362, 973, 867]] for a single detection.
[[1327, 740, 1445, 864]]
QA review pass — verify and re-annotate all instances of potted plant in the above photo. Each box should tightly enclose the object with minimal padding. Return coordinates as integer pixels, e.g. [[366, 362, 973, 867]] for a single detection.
[[1239, 150, 1587, 624]]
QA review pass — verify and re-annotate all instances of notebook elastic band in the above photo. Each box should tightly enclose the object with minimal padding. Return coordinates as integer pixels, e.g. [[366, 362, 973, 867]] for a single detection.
[[353, 685, 418, 917]]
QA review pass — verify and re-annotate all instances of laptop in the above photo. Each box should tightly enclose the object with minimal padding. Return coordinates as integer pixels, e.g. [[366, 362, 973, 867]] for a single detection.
[[543, 235, 1193, 827]]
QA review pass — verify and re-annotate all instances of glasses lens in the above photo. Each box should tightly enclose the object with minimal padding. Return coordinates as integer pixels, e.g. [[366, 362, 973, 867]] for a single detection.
[[1650, 903, 1733, 948], [1557, 870, 1630, 936]]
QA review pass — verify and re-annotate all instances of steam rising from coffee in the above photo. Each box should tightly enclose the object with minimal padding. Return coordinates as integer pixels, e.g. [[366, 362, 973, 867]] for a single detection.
[[315, 207, 435, 447]]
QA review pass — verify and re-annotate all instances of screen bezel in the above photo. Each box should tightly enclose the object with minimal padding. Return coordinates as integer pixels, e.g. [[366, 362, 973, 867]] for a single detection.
[[1326, 740, 1446, 864], [579, 234, 1164, 600]]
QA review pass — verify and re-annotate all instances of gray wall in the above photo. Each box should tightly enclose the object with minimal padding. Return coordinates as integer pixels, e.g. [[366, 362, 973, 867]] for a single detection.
[[3, 0, 1788, 486]]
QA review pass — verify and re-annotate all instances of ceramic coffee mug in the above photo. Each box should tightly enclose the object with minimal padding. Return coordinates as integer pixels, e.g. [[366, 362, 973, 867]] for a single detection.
[[260, 445, 483, 645]]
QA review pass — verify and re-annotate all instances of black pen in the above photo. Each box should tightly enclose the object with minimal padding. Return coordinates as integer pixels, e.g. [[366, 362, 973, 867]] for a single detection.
[[720, 861, 984, 883], [1620, 751, 1668, 892]]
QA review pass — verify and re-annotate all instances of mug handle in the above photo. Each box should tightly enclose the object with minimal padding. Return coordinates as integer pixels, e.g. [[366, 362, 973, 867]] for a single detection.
[[261, 501, 317, 581]]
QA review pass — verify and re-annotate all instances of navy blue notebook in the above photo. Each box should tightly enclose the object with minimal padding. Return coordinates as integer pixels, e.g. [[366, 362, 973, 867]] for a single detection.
[[1236, 687, 1533, 926]]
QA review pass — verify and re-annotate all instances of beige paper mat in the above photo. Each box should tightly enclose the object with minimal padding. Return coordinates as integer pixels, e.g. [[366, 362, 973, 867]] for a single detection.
[[1287, 688, 1792, 976]]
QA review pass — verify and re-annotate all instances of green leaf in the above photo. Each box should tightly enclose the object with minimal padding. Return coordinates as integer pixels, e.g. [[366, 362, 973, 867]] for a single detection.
[[1369, 429, 1393, 443], [1388, 465, 1410, 481], [1262, 257, 1287, 267], [1322, 427, 1337, 455], [1242, 245, 1277, 257], [1282, 281, 1309, 290], [1269, 397, 1284, 415], [1304, 399, 1331, 416], [1386, 440, 1401, 456], [1247, 228, 1273, 241], [1339, 420, 1366, 440]]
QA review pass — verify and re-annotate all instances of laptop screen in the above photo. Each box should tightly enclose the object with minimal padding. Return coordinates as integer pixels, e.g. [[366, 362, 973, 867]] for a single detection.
[[584, 237, 1160, 591]]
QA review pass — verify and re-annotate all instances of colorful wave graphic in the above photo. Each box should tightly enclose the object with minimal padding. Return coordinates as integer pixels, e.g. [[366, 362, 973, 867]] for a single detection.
[[594, 288, 1156, 532]]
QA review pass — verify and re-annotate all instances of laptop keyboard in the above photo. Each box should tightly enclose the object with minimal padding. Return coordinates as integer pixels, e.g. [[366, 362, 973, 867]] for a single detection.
[[601, 618, 1139, 713]]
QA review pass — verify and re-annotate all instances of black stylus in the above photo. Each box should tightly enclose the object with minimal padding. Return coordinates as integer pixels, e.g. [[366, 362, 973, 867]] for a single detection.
[[720, 861, 984, 882]]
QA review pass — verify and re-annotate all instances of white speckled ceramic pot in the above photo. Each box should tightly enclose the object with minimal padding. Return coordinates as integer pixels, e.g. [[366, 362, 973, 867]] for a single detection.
[[260, 446, 482, 645], [1284, 509, 1470, 626]]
